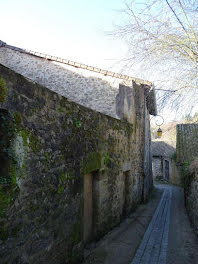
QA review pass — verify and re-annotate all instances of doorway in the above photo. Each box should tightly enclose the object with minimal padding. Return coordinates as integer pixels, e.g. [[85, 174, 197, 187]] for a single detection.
[[83, 171, 98, 242], [165, 160, 169, 180]]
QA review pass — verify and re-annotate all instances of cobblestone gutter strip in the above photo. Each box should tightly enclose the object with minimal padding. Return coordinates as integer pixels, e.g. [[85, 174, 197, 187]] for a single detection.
[[131, 188, 172, 264]]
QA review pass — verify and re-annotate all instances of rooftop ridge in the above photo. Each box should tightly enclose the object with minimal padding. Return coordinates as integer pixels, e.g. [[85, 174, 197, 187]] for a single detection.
[[0, 40, 152, 86]]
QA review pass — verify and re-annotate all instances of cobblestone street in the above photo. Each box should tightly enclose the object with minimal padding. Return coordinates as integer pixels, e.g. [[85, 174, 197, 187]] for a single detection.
[[131, 187, 171, 264], [83, 184, 198, 264]]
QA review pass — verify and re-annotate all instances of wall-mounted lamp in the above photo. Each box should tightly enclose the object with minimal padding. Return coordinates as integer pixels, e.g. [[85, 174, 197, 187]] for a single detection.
[[154, 115, 164, 138], [157, 127, 162, 138]]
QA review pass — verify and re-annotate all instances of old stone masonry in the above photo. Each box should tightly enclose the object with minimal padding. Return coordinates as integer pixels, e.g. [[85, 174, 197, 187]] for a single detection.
[[0, 40, 198, 264], [0, 41, 158, 264]]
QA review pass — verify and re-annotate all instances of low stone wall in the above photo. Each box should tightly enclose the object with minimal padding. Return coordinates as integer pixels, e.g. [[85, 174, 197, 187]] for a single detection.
[[0, 64, 152, 263]]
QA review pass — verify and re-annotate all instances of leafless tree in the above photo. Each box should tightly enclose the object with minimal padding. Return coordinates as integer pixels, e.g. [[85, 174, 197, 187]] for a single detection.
[[114, 0, 198, 117]]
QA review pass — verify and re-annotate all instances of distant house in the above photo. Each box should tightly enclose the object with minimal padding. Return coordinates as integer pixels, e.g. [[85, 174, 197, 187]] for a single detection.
[[152, 141, 178, 182]]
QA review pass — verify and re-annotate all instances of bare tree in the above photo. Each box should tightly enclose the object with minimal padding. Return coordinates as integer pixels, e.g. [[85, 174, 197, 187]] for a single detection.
[[114, 0, 198, 116]]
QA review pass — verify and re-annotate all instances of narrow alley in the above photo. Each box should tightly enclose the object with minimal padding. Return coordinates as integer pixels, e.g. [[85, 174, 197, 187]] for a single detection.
[[83, 184, 198, 264]]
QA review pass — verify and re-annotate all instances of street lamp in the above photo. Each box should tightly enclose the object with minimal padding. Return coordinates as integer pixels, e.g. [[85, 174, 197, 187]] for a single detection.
[[155, 115, 164, 138], [157, 127, 162, 138]]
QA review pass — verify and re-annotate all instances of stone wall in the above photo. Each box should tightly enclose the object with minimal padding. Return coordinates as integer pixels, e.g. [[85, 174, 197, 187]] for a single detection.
[[152, 157, 163, 179], [170, 160, 181, 185], [185, 162, 198, 235], [176, 124, 198, 234], [0, 64, 153, 264], [176, 123, 198, 164]]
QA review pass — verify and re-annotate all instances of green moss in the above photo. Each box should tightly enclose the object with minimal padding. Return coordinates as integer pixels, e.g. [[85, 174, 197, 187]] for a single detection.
[[21, 129, 41, 152], [72, 221, 81, 244], [29, 133, 41, 153], [0, 160, 19, 241], [58, 106, 64, 113], [83, 152, 102, 174], [10, 162, 17, 182], [58, 169, 76, 193], [21, 130, 29, 147], [21, 163, 26, 178], [57, 185, 65, 194], [60, 172, 67, 183], [74, 118, 81, 128], [66, 169, 75, 180], [0, 77, 7, 102], [0, 192, 11, 218], [44, 152, 50, 170], [104, 153, 111, 167], [125, 123, 133, 135], [60, 171, 73, 183], [112, 122, 122, 131], [13, 112, 22, 127]]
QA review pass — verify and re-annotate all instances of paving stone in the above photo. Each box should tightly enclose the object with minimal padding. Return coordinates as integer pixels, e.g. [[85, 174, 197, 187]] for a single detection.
[[130, 188, 172, 264]]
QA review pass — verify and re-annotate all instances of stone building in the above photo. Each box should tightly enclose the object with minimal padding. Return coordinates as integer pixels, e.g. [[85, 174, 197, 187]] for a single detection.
[[0, 41, 156, 263], [176, 123, 198, 235], [152, 141, 180, 184]]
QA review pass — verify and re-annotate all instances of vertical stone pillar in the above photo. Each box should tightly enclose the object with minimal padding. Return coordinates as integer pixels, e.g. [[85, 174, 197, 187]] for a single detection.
[[116, 82, 135, 124]]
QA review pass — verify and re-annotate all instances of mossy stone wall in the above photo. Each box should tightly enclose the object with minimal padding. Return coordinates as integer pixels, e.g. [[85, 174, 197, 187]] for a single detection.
[[176, 124, 198, 234], [0, 64, 152, 264], [176, 124, 198, 165]]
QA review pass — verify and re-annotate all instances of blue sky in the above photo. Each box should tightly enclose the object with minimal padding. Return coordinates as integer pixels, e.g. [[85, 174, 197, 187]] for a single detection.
[[2, 0, 195, 121], [1, 0, 128, 69]]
